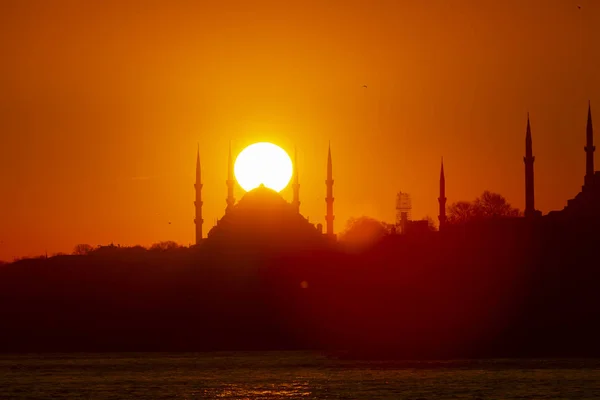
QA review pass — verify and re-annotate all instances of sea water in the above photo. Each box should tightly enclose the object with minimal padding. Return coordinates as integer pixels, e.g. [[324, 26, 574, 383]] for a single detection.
[[1, 352, 599, 399]]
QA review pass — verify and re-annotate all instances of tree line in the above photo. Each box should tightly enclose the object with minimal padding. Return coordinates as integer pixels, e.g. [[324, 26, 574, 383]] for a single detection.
[[2, 190, 521, 263], [337, 190, 520, 249]]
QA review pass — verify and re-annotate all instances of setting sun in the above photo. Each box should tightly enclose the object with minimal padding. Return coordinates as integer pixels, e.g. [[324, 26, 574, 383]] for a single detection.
[[234, 142, 293, 192]]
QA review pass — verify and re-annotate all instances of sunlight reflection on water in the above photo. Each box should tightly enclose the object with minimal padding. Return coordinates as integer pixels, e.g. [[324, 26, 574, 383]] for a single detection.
[[213, 382, 311, 398], [2, 353, 600, 399]]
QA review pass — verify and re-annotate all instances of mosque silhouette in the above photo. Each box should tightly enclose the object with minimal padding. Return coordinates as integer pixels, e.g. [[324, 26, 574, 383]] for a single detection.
[[194, 143, 336, 249], [193, 102, 599, 248]]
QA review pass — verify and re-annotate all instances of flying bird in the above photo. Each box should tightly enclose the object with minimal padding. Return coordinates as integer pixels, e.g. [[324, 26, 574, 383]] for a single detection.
[[578, 5, 581, 9], [362, 85, 368, 88]]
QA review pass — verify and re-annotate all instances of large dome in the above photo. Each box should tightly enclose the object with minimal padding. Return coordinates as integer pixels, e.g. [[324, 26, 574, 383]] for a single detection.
[[205, 185, 325, 251], [234, 184, 291, 212]]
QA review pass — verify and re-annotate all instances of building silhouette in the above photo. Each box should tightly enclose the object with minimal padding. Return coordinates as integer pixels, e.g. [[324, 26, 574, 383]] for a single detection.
[[325, 143, 335, 239], [292, 147, 300, 214], [194, 145, 203, 245], [585, 101, 595, 187], [194, 143, 336, 245], [523, 113, 540, 218], [438, 158, 447, 230], [526, 105, 599, 219], [547, 102, 600, 219], [195, 103, 597, 244], [226, 142, 236, 214], [395, 192, 412, 233], [440, 103, 599, 226]]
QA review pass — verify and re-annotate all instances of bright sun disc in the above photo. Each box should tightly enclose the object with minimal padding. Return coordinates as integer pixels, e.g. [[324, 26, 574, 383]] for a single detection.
[[234, 142, 293, 192]]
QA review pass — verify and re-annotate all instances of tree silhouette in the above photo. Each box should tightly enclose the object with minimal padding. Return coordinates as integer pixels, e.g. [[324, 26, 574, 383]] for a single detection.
[[149, 241, 181, 251], [474, 190, 521, 218], [339, 216, 388, 249], [448, 191, 521, 224], [447, 201, 477, 224], [73, 244, 93, 255]]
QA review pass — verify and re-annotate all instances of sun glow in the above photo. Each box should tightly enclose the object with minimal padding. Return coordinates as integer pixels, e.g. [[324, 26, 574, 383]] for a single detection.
[[234, 142, 293, 192]]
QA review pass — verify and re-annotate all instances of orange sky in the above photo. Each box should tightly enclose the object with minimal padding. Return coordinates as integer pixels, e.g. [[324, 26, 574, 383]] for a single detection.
[[0, 0, 599, 260]]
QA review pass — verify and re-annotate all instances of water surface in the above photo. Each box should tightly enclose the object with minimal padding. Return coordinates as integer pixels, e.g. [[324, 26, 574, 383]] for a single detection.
[[1, 352, 599, 399]]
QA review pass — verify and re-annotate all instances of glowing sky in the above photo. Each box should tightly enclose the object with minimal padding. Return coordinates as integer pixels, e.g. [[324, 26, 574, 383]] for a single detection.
[[0, 0, 599, 260]]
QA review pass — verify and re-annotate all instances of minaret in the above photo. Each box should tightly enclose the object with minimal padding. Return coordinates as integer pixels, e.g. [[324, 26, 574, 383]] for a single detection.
[[292, 147, 300, 213], [524, 113, 536, 218], [438, 158, 447, 230], [585, 101, 595, 186], [194, 145, 203, 244], [226, 142, 235, 213], [325, 143, 335, 237]]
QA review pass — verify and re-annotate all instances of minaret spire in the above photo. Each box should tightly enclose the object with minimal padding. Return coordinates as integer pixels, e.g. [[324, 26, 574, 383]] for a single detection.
[[194, 144, 204, 244], [438, 157, 447, 230], [226, 141, 235, 213], [292, 147, 300, 213], [585, 101, 595, 186], [524, 113, 536, 218], [325, 142, 335, 238]]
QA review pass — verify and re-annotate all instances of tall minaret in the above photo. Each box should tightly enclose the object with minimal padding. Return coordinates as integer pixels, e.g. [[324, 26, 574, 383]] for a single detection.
[[524, 113, 536, 218], [325, 143, 335, 237], [226, 142, 235, 213], [292, 147, 300, 213], [438, 158, 447, 230], [194, 145, 203, 244], [585, 101, 595, 186]]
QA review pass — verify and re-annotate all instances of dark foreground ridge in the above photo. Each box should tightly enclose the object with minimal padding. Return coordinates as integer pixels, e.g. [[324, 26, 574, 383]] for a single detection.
[[1, 214, 599, 359]]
